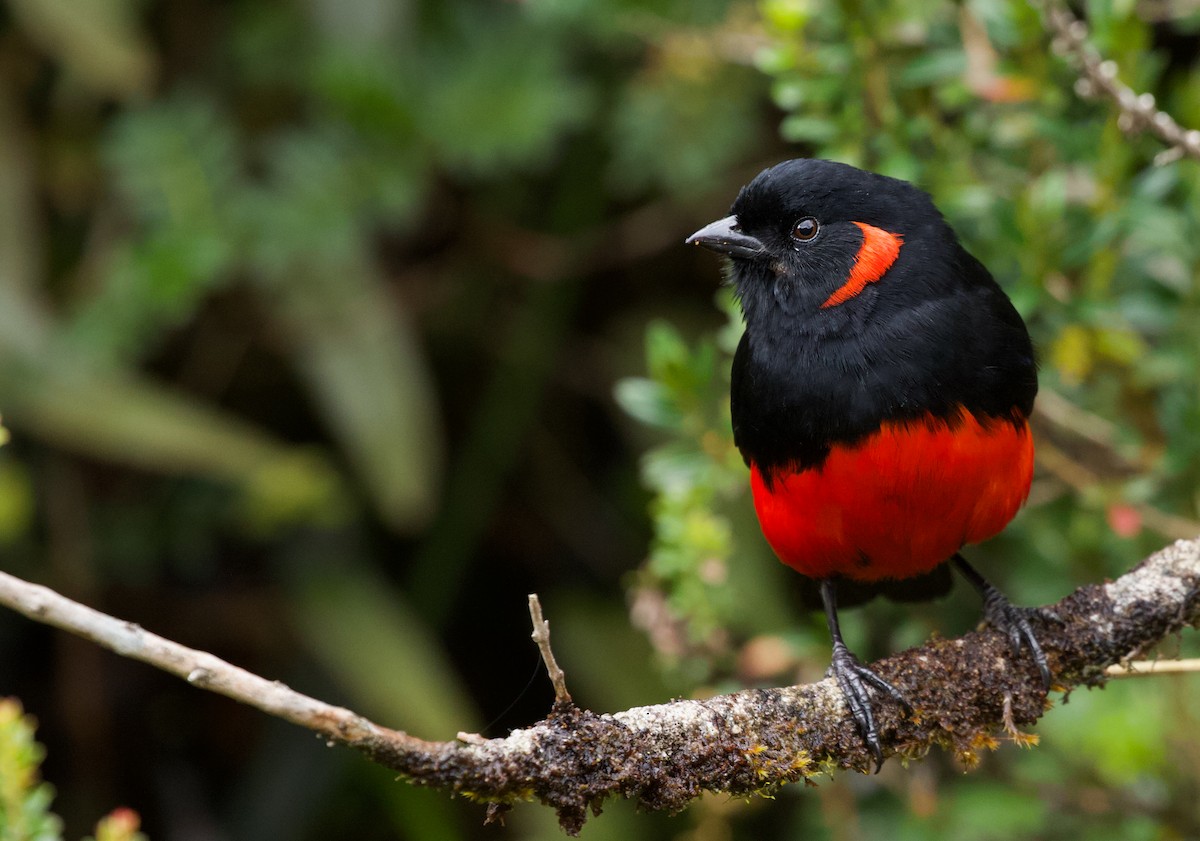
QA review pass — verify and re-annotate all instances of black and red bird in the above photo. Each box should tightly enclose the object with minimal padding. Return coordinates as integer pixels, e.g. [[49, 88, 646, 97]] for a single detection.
[[687, 159, 1048, 770]]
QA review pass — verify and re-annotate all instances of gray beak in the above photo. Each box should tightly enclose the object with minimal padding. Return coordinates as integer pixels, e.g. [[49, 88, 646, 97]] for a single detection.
[[685, 215, 766, 259]]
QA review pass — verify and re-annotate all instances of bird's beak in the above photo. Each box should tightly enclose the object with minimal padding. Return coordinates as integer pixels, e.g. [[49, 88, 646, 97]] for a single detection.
[[685, 215, 766, 259]]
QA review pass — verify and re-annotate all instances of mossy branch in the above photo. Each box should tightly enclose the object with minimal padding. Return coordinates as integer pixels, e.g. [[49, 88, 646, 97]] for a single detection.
[[1, 538, 1199, 834]]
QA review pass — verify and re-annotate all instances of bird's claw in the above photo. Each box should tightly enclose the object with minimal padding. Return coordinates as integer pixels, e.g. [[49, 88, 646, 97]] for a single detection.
[[954, 555, 1057, 690], [982, 596, 1054, 688], [828, 641, 909, 773]]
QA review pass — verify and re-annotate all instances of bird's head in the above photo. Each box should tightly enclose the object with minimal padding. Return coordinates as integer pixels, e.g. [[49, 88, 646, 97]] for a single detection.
[[687, 159, 957, 338]]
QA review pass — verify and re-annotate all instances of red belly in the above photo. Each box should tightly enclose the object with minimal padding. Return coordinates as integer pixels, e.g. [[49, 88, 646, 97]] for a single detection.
[[749, 411, 1033, 582]]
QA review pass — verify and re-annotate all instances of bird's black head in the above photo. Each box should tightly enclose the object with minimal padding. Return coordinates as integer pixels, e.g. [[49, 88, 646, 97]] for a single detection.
[[687, 159, 959, 339], [687, 158, 1036, 471]]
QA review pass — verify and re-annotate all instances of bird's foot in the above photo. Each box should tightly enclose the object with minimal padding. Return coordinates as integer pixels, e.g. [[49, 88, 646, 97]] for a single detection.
[[828, 641, 911, 773], [953, 554, 1057, 689], [980, 592, 1056, 688]]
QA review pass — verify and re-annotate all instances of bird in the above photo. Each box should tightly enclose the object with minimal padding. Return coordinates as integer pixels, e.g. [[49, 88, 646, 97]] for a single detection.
[[685, 158, 1049, 771]]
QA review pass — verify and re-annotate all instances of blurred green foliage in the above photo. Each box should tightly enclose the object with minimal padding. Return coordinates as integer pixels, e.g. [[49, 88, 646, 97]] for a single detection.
[[0, 0, 1197, 839], [0, 698, 60, 841], [0, 698, 146, 841]]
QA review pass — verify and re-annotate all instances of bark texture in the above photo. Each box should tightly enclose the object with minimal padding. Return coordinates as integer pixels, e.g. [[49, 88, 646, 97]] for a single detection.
[[1, 538, 1198, 835]]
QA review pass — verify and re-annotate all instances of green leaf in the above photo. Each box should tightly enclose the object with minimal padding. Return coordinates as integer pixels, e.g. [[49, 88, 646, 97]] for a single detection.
[[614, 377, 682, 430], [0, 698, 63, 841], [641, 442, 715, 495], [896, 49, 966, 88], [0, 359, 349, 527], [761, 0, 814, 33], [645, 320, 690, 380], [779, 114, 839, 144], [260, 257, 444, 531], [0, 456, 34, 544]]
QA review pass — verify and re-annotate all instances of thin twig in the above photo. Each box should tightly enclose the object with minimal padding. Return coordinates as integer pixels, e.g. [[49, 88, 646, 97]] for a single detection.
[[1035, 0, 1200, 163], [528, 593, 572, 705], [0, 570, 430, 755], [1105, 657, 1200, 678], [1034, 389, 1123, 454]]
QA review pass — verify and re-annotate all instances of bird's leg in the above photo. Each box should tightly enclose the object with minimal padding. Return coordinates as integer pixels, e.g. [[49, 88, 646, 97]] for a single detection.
[[819, 579, 909, 773], [952, 554, 1053, 687]]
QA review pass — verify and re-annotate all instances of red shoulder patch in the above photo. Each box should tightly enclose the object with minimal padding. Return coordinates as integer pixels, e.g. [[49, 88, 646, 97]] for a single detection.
[[820, 222, 903, 308]]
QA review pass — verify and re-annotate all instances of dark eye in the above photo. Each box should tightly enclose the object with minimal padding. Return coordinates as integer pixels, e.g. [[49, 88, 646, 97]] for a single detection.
[[791, 217, 819, 243]]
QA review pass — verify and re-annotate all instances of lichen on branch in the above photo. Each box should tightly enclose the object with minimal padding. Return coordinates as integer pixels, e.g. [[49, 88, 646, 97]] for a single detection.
[[3, 538, 1198, 834]]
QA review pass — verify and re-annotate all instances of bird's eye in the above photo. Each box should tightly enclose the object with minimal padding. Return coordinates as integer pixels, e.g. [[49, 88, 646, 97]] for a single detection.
[[791, 217, 819, 243]]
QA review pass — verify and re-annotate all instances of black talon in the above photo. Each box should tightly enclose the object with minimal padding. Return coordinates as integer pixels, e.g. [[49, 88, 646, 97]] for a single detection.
[[953, 554, 1053, 688], [820, 580, 909, 773]]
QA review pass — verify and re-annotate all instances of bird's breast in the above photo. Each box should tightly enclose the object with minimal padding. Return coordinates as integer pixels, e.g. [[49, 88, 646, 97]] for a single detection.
[[749, 409, 1033, 581]]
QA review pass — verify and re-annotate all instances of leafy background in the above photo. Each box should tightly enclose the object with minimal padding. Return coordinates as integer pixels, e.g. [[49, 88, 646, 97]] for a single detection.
[[0, 0, 1198, 838]]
